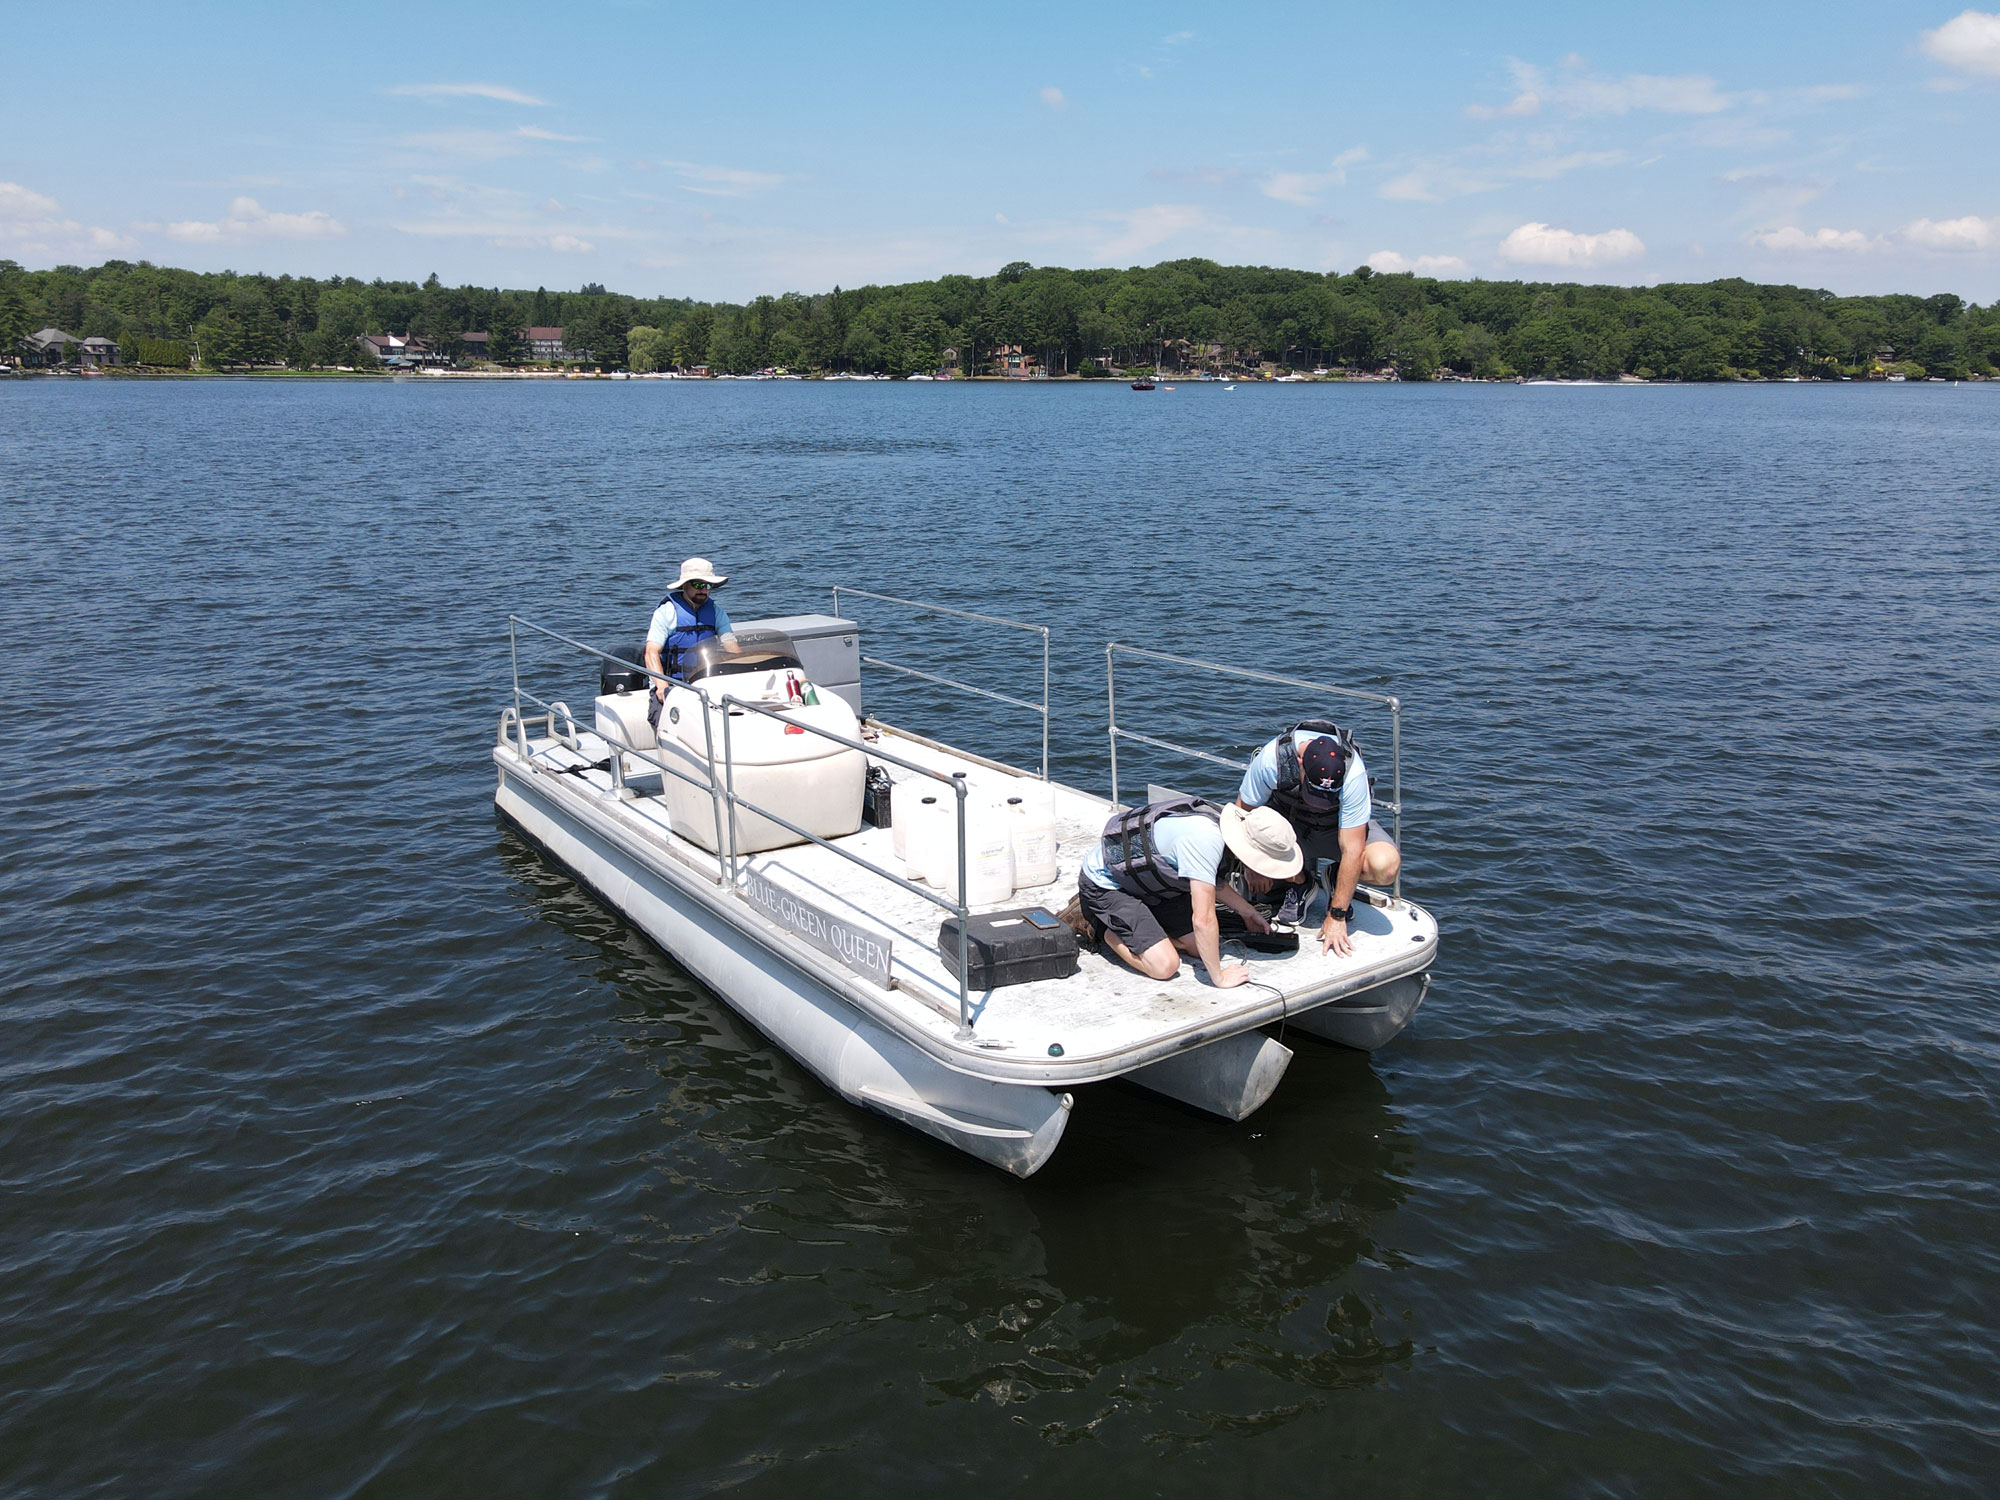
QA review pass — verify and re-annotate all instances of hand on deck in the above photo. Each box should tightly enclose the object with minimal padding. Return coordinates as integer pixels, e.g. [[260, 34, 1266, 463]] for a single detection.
[[1211, 960, 1249, 988], [1319, 914, 1353, 958]]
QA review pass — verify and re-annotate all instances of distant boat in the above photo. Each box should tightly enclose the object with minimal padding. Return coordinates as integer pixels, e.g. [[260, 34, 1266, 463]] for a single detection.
[[1131, 378, 1155, 391], [907, 374, 935, 381], [1223, 383, 1236, 391]]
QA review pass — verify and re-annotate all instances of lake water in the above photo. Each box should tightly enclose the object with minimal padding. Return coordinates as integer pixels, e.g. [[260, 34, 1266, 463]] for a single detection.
[[4, 377, 1998, 1496]]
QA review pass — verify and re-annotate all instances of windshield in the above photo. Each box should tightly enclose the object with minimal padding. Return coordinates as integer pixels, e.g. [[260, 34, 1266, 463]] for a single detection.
[[682, 628, 803, 682]]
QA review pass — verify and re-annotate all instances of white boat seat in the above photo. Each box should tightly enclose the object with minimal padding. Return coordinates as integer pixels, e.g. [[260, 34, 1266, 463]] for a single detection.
[[594, 690, 658, 753]]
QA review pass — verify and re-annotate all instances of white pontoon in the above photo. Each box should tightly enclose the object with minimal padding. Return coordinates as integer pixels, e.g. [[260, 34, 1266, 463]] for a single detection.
[[493, 591, 1438, 1177]]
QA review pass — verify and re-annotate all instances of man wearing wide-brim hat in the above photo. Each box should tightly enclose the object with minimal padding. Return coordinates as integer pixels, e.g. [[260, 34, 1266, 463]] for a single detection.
[[1070, 795, 1294, 989], [644, 556, 738, 727]]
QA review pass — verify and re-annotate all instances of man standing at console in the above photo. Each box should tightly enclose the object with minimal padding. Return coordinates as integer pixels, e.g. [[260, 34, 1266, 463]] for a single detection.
[[1236, 720, 1401, 957], [645, 556, 737, 730], [1076, 796, 1296, 989]]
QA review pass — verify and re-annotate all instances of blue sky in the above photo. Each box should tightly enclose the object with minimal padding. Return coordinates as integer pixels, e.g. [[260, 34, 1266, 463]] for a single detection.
[[5, 2, 1998, 301]]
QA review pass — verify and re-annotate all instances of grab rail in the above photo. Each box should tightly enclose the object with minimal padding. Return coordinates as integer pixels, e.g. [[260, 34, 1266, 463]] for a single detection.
[[1104, 643, 1403, 898], [508, 615, 730, 862], [505, 613, 981, 1035], [831, 586, 1050, 778]]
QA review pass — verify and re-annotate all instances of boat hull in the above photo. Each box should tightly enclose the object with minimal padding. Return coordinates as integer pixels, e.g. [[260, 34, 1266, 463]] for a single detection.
[[497, 764, 1073, 1176]]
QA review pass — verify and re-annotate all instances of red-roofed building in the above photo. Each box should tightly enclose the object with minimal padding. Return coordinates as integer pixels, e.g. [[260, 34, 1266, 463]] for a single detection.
[[525, 327, 567, 361]]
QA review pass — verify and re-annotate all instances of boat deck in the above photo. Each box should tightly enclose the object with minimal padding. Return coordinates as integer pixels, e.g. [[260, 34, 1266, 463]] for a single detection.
[[504, 721, 1438, 1082]]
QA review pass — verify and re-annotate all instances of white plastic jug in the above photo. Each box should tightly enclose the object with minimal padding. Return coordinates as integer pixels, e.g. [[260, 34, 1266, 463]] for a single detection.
[[907, 793, 943, 883], [943, 794, 1013, 907], [1006, 783, 1060, 890]]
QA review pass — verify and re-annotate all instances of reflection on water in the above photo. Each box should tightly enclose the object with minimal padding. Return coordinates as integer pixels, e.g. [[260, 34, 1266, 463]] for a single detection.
[[499, 831, 1414, 1447]]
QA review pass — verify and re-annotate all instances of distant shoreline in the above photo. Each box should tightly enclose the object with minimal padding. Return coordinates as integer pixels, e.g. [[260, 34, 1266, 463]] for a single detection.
[[6, 368, 1991, 387]]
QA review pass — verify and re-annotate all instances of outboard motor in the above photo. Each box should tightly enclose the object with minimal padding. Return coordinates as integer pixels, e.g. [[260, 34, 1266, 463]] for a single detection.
[[601, 644, 650, 696]]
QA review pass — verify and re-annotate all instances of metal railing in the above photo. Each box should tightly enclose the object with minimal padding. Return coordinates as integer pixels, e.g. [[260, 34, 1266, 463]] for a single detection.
[[1104, 643, 1404, 898], [505, 614, 983, 1036], [717, 693, 978, 1034], [509, 616, 732, 856], [831, 586, 1050, 778]]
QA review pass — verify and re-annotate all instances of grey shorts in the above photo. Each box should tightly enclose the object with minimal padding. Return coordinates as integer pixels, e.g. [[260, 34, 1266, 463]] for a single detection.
[[1077, 875, 1191, 956]]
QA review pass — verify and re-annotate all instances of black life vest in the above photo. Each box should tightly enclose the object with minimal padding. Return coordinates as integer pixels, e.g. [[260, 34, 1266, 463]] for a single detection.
[[1268, 718, 1358, 835], [1099, 795, 1220, 902], [657, 590, 720, 679]]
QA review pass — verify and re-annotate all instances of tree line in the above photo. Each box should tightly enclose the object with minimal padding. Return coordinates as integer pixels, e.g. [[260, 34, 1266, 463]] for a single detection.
[[5, 255, 1997, 380]]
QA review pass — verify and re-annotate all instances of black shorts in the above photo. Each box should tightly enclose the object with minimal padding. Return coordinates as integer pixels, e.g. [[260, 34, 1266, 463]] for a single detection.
[[1297, 820, 1396, 884], [1077, 875, 1192, 955]]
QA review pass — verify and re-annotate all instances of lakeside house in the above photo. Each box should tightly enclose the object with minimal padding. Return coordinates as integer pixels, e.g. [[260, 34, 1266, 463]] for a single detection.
[[20, 328, 82, 367], [357, 333, 451, 369], [79, 337, 120, 369], [525, 327, 568, 361]]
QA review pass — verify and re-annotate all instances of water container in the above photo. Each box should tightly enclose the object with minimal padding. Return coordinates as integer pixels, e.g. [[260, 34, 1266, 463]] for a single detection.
[[1007, 783, 1060, 890], [892, 779, 912, 866], [907, 794, 942, 883], [944, 795, 1015, 908]]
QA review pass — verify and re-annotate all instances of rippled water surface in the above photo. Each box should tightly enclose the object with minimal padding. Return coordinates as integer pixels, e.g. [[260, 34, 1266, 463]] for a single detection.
[[4, 378, 1998, 1496]]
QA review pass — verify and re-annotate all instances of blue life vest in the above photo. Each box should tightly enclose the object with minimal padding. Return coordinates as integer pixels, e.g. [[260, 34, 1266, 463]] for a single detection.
[[658, 590, 720, 679]]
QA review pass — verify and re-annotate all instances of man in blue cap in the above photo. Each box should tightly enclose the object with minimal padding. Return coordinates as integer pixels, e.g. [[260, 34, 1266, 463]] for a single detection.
[[1235, 721, 1400, 957]]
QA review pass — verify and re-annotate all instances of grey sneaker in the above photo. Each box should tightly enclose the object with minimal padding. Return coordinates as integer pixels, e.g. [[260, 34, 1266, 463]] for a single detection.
[[1275, 883, 1307, 927]]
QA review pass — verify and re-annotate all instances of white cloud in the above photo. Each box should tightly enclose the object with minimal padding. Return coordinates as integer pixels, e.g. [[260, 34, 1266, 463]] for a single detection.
[[1377, 149, 1623, 203], [1498, 221, 1645, 267], [1078, 203, 1275, 264], [1259, 149, 1367, 205], [1096, 203, 1214, 260], [488, 233, 596, 253], [389, 82, 547, 105], [1921, 11, 2000, 78], [1750, 226, 1873, 252], [1162, 30, 1195, 44], [1380, 172, 1439, 202], [1365, 250, 1471, 276], [396, 125, 593, 159], [1469, 59, 1730, 119], [652, 160, 785, 197], [1039, 86, 1067, 110], [161, 196, 345, 242], [0, 181, 136, 259], [1900, 215, 1994, 250]]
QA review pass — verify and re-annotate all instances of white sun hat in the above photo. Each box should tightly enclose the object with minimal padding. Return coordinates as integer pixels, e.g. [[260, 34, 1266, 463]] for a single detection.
[[1218, 804, 1304, 879], [669, 556, 728, 590]]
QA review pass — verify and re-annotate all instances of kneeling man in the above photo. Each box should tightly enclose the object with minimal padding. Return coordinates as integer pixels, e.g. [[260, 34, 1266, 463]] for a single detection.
[[1077, 796, 1299, 989], [1236, 718, 1401, 957]]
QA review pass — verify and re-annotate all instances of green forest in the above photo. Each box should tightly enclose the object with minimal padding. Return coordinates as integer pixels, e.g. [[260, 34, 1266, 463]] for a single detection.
[[6, 254, 1997, 381]]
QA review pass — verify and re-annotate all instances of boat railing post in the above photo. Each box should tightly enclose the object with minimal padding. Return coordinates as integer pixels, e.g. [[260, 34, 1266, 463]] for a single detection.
[[1389, 696, 1402, 901], [1040, 625, 1050, 781], [953, 772, 972, 1037], [720, 694, 739, 886], [701, 693, 728, 884], [1105, 644, 1119, 806], [509, 615, 530, 758]]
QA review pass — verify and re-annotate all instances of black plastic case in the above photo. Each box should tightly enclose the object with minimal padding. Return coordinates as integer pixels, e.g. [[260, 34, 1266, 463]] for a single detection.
[[938, 907, 1080, 988]]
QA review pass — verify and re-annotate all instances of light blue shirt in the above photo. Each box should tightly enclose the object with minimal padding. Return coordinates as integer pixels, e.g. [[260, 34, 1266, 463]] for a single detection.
[[645, 595, 733, 648], [1238, 731, 1371, 830], [1082, 813, 1226, 891]]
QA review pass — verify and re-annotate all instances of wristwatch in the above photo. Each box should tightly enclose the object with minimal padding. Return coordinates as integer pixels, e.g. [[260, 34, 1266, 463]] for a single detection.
[[1327, 904, 1353, 923]]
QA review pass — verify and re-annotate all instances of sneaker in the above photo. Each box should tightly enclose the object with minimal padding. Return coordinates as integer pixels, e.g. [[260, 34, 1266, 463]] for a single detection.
[[1275, 883, 1307, 927]]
